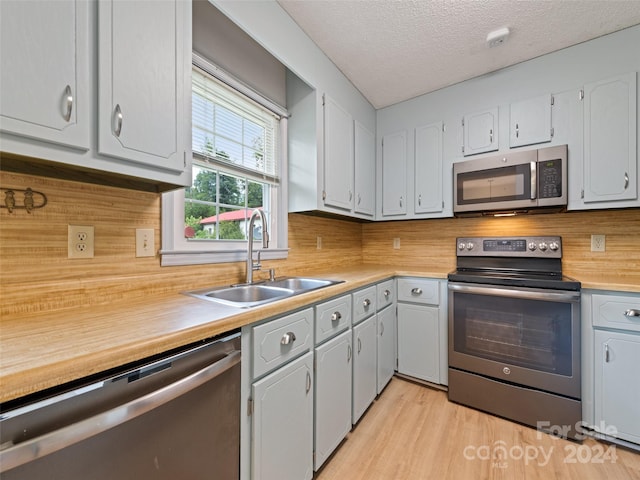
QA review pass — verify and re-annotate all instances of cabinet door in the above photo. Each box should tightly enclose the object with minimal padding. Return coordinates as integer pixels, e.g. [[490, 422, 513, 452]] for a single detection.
[[354, 120, 375, 216], [0, 0, 89, 149], [352, 315, 377, 424], [510, 94, 552, 148], [594, 330, 640, 444], [252, 352, 313, 480], [381, 130, 407, 216], [583, 72, 637, 203], [414, 122, 443, 214], [463, 108, 498, 156], [377, 305, 396, 394], [98, 0, 187, 172], [314, 330, 352, 470], [397, 303, 440, 383], [323, 95, 354, 211]]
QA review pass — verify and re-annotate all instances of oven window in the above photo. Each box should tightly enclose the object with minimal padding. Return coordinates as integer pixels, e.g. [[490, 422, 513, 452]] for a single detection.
[[452, 292, 573, 375]]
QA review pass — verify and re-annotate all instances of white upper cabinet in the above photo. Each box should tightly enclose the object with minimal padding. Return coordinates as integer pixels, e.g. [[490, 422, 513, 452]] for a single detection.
[[354, 120, 375, 216], [509, 94, 552, 148], [98, 0, 187, 172], [414, 122, 443, 214], [322, 95, 354, 211], [582, 72, 637, 204], [462, 107, 498, 156], [0, 0, 89, 149], [381, 130, 407, 216]]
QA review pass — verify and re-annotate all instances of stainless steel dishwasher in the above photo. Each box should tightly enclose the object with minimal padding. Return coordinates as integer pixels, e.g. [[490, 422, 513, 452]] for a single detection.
[[0, 330, 241, 480]]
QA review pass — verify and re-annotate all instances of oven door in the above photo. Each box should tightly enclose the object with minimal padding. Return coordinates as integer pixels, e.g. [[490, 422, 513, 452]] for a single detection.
[[448, 282, 580, 398]]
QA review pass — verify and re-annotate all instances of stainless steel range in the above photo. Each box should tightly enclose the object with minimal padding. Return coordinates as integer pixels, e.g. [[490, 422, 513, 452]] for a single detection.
[[447, 236, 582, 439]]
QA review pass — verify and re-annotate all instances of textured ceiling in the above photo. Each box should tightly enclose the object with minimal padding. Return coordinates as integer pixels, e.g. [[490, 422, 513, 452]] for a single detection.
[[277, 0, 640, 109]]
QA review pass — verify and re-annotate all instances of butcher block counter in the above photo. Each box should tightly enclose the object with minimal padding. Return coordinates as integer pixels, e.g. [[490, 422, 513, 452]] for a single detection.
[[1, 266, 447, 404], [2, 264, 638, 404]]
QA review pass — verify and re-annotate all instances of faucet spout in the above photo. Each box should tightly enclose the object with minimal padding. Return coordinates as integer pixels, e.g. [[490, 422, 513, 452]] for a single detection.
[[246, 209, 269, 284]]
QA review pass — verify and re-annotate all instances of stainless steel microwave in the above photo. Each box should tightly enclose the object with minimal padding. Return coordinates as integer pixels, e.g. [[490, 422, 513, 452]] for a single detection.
[[453, 144, 567, 215]]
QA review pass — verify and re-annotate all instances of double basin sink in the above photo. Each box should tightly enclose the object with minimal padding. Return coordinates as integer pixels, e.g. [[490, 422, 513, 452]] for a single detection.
[[185, 277, 343, 308]]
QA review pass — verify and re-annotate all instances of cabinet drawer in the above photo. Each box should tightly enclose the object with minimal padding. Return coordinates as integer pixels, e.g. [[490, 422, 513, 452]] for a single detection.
[[592, 293, 640, 333], [253, 308, 314, 379], [352, 286, 377, 325], [316, 295, 352, 345], [377, 279, 395, 310], [397, 278, 440, 305]]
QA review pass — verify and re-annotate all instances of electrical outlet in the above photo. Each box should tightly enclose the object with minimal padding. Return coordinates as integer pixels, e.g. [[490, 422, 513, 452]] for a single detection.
[[316, 236, 322, 250], [136, 228, 155, 257], [68, 225, 94, 259], [393, 238, 401, 249], [591, 234, 606, 252]]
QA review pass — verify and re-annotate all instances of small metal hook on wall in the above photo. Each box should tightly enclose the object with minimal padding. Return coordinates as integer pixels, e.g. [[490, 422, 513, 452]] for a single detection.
[[2, 187, 48, 213]]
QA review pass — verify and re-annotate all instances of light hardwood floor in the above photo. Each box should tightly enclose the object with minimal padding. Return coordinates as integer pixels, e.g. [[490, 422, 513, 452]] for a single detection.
[[316, 377, 640, 480]]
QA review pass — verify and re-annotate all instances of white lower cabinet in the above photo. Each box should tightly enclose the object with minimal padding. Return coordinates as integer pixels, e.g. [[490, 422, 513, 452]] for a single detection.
[[376, 305, 396, 394], [594, 330, 640, 445], [314, 329, 352, 470], [252, 351, 314, 480], [352, 314, 377, 423], [397, 303, 440, 383]]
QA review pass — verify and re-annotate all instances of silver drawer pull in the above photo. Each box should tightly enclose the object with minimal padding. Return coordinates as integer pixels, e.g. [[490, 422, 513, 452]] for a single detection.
[[411, 287, 423, 296], [63, 85, 73, 122], [357, 338, 362, 353], [383, 289, 391, 298], [306, 371, 311, 394], [331, 311, 342, 322], [113, 104, 123, 137], [624, 309, 640, 318], [624, 172, 629, 190], [281, 331, 296, 345], [380, 323, 385, 336], [605, 343, 610, 363], [347, 344, 352, 362], [363, 298, 371, 308]]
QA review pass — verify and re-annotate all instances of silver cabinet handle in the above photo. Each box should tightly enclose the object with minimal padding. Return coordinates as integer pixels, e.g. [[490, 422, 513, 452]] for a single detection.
[[306, 371, 311, 394], [357, 337, 362, 354], [384, 289, 391, 298], [515, 123, 519, 138], [357, 193, 361, 205], [113, 104, 123, 137], [418, 194, 422, 206], [380, 322, 385, 336], [281, 331, 296, 345], [624, 172, 629, 190], [331, 311, 342, 322], [63, 85, 73, 122], [347, 344, 352, 362], [625, 309, 640, 318], [489, 128, 493, 143], [349, 190, 353, 201], [0, 349, 240, 472], [363, 298, 371, 308], [399, 196, 403, 207], [605, 343, 610, 363], [411, 287, 422, 296]]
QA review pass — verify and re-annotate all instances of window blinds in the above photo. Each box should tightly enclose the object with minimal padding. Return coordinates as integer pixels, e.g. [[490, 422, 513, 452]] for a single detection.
[[192, 66, 280, 184]]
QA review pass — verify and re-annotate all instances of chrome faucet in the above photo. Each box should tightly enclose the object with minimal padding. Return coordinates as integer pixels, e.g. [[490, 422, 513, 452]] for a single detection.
[[246, 209, 269, 284]]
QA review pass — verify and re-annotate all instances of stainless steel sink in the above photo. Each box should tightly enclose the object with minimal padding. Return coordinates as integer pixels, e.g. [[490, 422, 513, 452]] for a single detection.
[[184, 277, 342, 308]]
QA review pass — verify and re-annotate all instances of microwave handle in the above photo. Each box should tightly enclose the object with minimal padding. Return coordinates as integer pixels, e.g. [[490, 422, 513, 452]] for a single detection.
[[530, 161, 537, 200]]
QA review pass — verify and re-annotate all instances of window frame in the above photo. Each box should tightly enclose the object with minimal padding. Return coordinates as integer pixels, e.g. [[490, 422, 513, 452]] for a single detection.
[[160, 55, 289, 267]]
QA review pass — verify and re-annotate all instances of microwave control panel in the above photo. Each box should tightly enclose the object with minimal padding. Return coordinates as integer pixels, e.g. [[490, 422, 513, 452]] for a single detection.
[[538, 158, 562, 198]]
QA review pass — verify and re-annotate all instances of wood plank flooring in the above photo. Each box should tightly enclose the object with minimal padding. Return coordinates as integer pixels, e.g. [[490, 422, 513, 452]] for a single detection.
[[316, 377, 640, 480]]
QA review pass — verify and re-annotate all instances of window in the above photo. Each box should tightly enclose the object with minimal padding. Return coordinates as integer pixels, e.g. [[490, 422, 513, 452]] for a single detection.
[[161, 56, 288, 266]]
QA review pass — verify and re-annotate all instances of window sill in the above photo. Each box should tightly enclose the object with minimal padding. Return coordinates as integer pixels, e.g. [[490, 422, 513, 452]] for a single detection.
[[160, 248, 289, 267]]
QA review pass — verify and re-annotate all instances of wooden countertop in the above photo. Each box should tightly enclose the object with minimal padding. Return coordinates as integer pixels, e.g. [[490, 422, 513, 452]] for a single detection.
[[1, 264, 637, 404]]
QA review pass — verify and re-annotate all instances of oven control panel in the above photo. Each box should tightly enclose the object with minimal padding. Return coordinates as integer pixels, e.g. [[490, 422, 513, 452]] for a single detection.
[[456, 236, 562, 258]]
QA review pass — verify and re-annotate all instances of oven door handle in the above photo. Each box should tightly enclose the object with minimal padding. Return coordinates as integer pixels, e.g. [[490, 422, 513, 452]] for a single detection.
[[448, 283, 580, 303]]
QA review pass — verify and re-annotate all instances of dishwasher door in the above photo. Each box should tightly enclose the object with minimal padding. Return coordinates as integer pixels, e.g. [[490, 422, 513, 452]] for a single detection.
[[0, 331, 241, 480]]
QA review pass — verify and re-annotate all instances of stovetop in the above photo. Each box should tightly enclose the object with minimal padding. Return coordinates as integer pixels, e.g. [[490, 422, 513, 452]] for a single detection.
[[448, 236, 581, 291]]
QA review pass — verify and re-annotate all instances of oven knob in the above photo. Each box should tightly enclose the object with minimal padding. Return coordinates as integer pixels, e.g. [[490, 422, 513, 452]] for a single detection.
[[466, 242, 474, 251], [538, 242, 548, 251], [549, 241, 559, 251], [528, 242, 537, 251], [458, 242, 466, 251]]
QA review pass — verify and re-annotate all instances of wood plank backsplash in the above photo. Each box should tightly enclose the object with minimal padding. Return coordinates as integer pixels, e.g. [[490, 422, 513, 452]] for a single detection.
[[1, 169, 639, 317], [0, 171, 362, 317]]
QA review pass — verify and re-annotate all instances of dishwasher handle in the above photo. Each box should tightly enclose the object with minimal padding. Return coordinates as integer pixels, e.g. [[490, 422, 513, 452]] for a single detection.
[[0, 348, 241, 473]]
